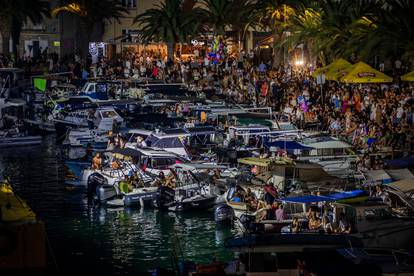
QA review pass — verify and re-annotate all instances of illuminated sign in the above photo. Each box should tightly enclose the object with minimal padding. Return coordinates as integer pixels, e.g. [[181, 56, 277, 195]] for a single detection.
[[357, 72, 376, 77]]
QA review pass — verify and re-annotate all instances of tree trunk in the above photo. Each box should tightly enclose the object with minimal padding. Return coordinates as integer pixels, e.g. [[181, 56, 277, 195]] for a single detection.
[[0, 17, 12, 55], [1, 32, 10, 55], [167, 42, 175, 62], [272, 28, 283, 69]]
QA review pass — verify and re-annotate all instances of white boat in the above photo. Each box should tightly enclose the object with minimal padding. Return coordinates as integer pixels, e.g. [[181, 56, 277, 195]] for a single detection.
[[63, 107, 123, 147]]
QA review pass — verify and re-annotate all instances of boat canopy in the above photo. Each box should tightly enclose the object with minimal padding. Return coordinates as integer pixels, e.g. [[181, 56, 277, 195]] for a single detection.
[[282, 195, 334, 203], [281, 190, 366, 204], [385, 169, 414, 181], [264, 140, 314, 150], [111, 148, 142, 157], [235, 117, 273, 127], [186, 126, 216, 136], [170, 163, 227, 171], [128, 129, 153, 136], [237, 157, 294, 167], [365, 169, 392, 184], [387, 179, 414, 193], [304, 140, 352, 149]]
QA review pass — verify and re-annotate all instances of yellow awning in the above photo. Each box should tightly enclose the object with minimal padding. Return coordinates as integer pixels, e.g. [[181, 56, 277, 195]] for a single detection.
[[312, 64, 330, 78], [324, 59, 353, 81], [340, 61, 393, 83], [312, 59, 353, 80], [401, 71, 414, 82]]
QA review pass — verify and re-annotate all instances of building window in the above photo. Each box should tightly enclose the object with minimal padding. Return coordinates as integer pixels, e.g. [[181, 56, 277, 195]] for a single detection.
[[121, 29, 132, 42], [122, 0, 136, 8]]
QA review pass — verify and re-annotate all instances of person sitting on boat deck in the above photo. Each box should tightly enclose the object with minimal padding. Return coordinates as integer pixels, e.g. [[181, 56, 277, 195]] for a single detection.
[[322, 215, 334, 234], [308, 212, 322, 230], [210, 169, 221, 185], [263, 183, 278, 205], [119, 177, 133, 194], [164, 169, 177, 189], [91, 153, 103, 170], [291, 217, 301, 233], [111, 158, 121, 170], [154, 171, 166, 186], [136, 136, 147, 148], [275, 204, 286, 221], [245, 188, 257, 210], [117, 135, 126, 149], [337, 212, 351, 234], [260, 202, 277, 221], [129, 172, 143, 188], [233, 186, 246, 203], [374, 185, 387, 202]]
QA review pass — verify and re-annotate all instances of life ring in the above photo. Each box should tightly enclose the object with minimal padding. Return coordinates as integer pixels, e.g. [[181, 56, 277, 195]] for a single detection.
[[0, 227, 18, 256]]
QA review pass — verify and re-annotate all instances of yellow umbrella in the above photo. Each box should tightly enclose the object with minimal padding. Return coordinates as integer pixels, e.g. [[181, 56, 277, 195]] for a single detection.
[[324, 59, 353, 81], [312, 64, 330, 78], [401, 71, 414, 82], [340, 61, 393, 83]]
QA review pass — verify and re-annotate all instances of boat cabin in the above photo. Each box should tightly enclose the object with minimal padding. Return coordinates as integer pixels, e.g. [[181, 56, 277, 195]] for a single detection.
[[93, 107, 123, 134], [145, 129, 191, 158]]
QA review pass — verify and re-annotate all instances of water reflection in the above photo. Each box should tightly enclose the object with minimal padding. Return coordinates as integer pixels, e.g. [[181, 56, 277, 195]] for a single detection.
[[0, 136, 236, 274]]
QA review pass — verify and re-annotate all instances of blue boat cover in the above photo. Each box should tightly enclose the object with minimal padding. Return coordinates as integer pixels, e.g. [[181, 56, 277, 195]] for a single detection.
[[281, 195, 334, 204], [264, 140, 313, 150], [281, 190, 367, 204], [327, 190, 366, 200]]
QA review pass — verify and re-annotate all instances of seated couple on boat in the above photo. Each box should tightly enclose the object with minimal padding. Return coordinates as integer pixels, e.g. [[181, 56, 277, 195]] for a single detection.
[[154, 171, 177, 189], [232, 187, 258, 211], [119, 173, 145, 193], [291, 210, 351, 234], [260, 202, 286, 221]]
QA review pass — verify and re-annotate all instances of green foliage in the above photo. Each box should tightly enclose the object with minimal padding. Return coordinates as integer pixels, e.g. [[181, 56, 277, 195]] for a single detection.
[[133, 0, 204, 44]]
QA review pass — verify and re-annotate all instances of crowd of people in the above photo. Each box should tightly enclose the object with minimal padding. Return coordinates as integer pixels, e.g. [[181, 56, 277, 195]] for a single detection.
[[2, 45, 413, 169]]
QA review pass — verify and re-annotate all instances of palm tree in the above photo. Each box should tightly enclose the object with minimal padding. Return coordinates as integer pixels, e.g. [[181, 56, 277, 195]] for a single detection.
[[201, 0, 234, 35], [283, 0, 379, 65], [0, 0, 50, 56], [52, 0, 128, 57], [257, 0, 298, 67], [227, 0, 260, 51], [133, 0, 204, 61], [362, 0, 414, 62]]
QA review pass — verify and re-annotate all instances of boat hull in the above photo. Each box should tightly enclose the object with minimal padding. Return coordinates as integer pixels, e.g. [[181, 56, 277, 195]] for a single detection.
[[0, 136, 42, 148]]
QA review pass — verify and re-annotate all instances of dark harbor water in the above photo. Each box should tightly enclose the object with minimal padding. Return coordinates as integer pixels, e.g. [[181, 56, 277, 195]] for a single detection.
[[0, 136, 236, 275]]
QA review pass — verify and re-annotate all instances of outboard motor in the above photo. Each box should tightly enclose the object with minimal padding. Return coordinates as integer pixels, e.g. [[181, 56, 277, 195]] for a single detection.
[[214, 204, 235, 226], [87, 172, 116, 202], [87, 173, 106, 198], [239, 214, 263, 233], [155, 186, 175, 210], [96, 184, 117, 202]]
